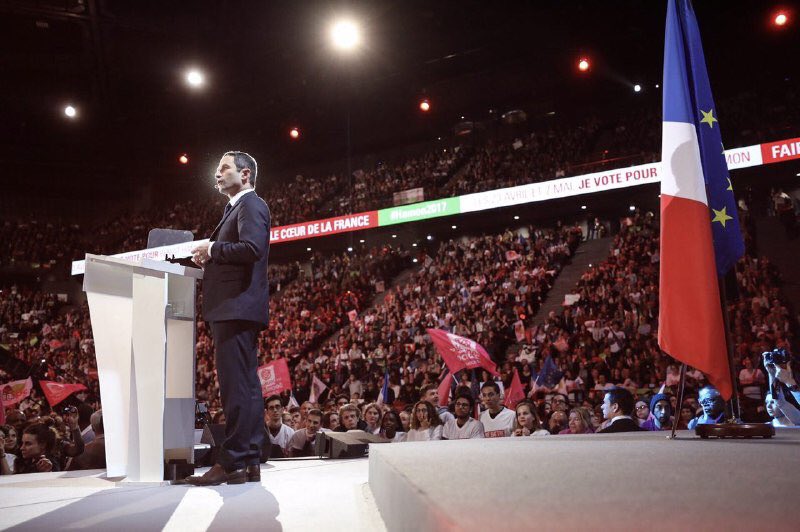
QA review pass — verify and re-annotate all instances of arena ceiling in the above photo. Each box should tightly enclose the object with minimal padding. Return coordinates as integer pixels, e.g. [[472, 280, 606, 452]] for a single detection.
[[0, 0, 796, 200]]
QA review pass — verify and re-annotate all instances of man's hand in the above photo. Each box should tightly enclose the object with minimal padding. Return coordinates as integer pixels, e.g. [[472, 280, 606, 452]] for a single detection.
[[191, 242, 211, 268], [775, 364, 797, 387], [66, 412, 80, 431]]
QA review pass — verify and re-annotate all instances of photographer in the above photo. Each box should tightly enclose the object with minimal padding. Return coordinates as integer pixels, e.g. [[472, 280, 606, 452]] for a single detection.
[[55, 405, 86, 470], [762, 349, 800, 426]]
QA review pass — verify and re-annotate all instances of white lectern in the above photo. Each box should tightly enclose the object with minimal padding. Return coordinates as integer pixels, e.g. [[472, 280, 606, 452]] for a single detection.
[[83, 253, 203, 482]]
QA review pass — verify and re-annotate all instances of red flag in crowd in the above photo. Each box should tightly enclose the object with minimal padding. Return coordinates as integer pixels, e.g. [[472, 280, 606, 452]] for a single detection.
[[503, 368, 525, 410], [505, 250, 520, 261], [39, 380, 87, 407], [1, 378, 33, 407], [427, 329, 499, 376], [257, 359, 292, 398], [437, 370, 452, 408]]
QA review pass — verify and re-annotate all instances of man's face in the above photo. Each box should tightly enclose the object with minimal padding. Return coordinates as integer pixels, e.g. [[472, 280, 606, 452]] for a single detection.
[[698, 388, 724, 417], [305, 415, 321, 435], [337, 398, 349, 409], [215, 155, 248, 196], [653, 400, 670, 426], [266, 400, 283, 423], [329, 413, 339, 430], [601, 394, 616, 420], [551, 395, 568, 412], [454, 398, 472, 420], [341, 410, 359, 430], [480, 387, 500, 411], [423, 389, 439, 405], [20, 434, 43, 459], [291, 411, 302, 427], [300, 403, 311, 419], [549, 411, 567, 431]]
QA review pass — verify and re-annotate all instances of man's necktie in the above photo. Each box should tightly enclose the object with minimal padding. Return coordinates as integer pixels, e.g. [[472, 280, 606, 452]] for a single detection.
[[223, 203, 232, 219]]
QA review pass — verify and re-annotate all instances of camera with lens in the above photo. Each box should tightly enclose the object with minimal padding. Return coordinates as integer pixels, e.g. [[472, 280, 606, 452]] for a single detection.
[[763, 348, 790, 366], [60, 405, 77, 416]]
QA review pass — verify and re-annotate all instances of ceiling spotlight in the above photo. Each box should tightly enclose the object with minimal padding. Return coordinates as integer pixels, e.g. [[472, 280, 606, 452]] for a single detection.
[[289, 127, 300, 140], [634, 84, 642, 92], [392, 234, 397, 238], [186, 69, 205, 87], [581, 205, 587, 210], [359, 239, 365, 243], [330, 19, 361, 51], [412, 243, 418, 247], [347, 246, 353, 252], [426, 235, 433, 240], [64, 105, 77, 118], [629, 205, 636, 212], [451, 225, 457, 229], [578, 58, 590, 72], [774, 12, 788, 26], [307, 247, 312, 252], [514, 215, 520, 220], [419, 99, 431, 112], [655, 84, 660, 88], [178, 154, 189, 164], [413, 258, 419, 263]]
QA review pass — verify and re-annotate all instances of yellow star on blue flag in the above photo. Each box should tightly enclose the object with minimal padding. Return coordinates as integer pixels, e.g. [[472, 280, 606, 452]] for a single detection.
[[700, 109, 717, 128], [712, 207, 733, 228]]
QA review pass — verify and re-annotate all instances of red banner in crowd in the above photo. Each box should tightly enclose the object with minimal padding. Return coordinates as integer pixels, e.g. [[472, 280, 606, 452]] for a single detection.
[[39, 380, 87, 407], [426, 329, 499, 376], [760, 137, 800, 164], [257, 359, 292, 398], [504, 368, 525, 410], [1, 378, 33, 407], [269, 211, 379, 244]]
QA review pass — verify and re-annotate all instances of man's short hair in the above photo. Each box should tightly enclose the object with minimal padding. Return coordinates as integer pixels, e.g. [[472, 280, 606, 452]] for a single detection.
[[23, 423, 55, 453], [339, 403, 360, 418], [289, 406, 300, 415], [606, 387, 635, 416], [419, 384, 437, 397], [264, 395, 282, 407], [454, 391, 475, 410], [480, 381, 500, 394], [223, 150, 258, 189], [307, 409, 323, 419]]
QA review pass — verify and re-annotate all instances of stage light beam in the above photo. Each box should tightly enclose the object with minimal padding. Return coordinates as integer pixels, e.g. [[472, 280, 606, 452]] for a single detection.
[[634, 84, 642, 92], [330, 19, 361, 51], [774, 12, 788, 26], [179, 154, 189, 164], [186, 69, 205, 88], [289, 127, 300, 140], [64, 105, 77, 118], [419, 99, 431, 112], [578, 58, 590, 72]]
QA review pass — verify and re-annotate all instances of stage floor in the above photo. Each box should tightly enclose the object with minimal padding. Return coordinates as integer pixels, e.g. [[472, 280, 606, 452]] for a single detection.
[[369, 429, 800, 531], [0, 458, 385, 531]]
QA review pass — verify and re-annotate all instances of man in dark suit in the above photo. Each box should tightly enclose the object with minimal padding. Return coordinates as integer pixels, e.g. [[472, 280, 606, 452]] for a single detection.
[[186, 151, 270, 486], [597, 387, 646, 433]]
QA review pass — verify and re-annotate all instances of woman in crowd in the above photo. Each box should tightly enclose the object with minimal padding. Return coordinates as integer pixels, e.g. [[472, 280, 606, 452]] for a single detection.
[[677, 405, 694, 430], [1, 424, 19, 475], [362, 403, 382, 434], [406, 401, 443, 441], [399, 410, 412, 433], [379, 410, 406, 442], [634, 400, 651, 426], [513, 400, 550, 437], [559, 407, 595, 434], [14, 423, 59, 474]]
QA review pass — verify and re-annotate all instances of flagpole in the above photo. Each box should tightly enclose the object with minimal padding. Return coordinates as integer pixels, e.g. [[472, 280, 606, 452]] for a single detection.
[[717, 274, 741, 422], [668, 362, 687, 440]]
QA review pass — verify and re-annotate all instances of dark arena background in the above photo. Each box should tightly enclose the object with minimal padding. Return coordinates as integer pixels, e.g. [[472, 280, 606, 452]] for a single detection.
[[1, 1, 799, 530]]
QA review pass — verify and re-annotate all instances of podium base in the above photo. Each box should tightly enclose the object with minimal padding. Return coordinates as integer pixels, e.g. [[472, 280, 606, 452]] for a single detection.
[[695, 422, 775, 439]]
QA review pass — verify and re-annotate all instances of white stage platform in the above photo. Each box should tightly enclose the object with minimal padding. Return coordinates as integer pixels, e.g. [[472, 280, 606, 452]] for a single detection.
[[0, 459, 385, 531], [369, 429, 800, 531]]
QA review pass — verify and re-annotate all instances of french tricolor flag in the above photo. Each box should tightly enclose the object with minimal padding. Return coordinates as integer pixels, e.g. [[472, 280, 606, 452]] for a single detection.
[[658, 0, 744, 400]]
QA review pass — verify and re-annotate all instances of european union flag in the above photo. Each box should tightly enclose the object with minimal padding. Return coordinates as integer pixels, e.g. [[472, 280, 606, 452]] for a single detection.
[[667, 0, 744, 275]]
